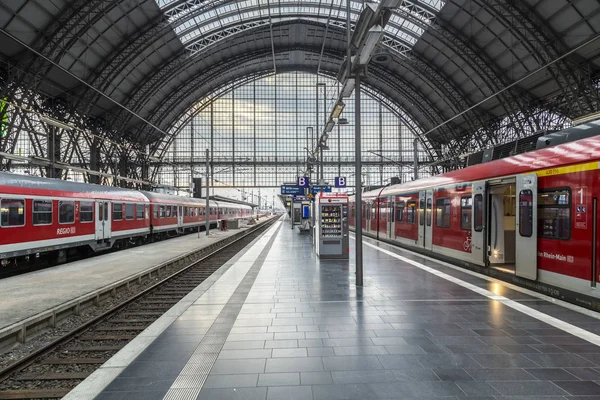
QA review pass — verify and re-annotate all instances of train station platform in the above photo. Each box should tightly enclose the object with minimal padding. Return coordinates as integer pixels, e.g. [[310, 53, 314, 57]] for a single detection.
[[68, 218, 600, 400], [0, 217, 275, 347]]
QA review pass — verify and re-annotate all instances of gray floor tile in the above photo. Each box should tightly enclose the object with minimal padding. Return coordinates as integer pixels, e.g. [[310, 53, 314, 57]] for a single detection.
[[265, 357, 324, 373], [258, 372, 300, 386], [384, 344, 426, 354], [432, 368, 473, 381], [524, 353, 598, 368], [203, 374, 259, 388], [554, 380, 600, 395], [322, 355, 383, 371], [211, 359, 266, 374], [488, 381, 568, 396], [222, 341, 265, 350], [465, 368, 536, 381], [391, 368, 441, 382], [333, 346, 388, 356], [218, 349, 272, 359], [267, 386, 313, 400], [197, 387, 267, 400], [300, 372, 333, 385], [563, 367, 600, 380], [272, 348, 308, 357], [331, 369, 397, 384], [455, 381, 500, 396], [416, 353, 482, 369], [378, 354, 422, 369], [468, 353, 539, 368], [265, 340, 298, 348], [312, 383, 378, 400], [308, 347, 335, 357], [525, 368, 579, 381]]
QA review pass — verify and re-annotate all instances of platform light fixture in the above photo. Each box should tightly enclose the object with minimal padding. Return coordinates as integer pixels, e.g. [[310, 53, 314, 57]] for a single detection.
[[340, 78, 355, 98], [40, 115, 73, 131], [325, 120, 335, 132], [337, 117, 349, 125], [359, 26, 384, 65], [331, 101, 345, 119]]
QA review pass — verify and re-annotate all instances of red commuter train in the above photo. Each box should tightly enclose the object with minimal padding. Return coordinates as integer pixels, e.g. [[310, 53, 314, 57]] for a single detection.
[[0, 173, 252, 269], [350, 132, 600, 309]]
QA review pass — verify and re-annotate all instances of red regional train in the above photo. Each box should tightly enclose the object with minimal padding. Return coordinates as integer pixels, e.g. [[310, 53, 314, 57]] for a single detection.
[[350, 132, 600, 309], [0, 173, 252, 268]]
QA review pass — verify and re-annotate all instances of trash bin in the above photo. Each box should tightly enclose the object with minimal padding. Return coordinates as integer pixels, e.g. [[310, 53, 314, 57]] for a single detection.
[[221, 219, 227, 231]]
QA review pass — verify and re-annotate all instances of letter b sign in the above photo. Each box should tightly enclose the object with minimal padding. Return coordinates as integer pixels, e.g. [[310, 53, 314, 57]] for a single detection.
[[335, 176, 346, 188], [298, 176, 309, 187]]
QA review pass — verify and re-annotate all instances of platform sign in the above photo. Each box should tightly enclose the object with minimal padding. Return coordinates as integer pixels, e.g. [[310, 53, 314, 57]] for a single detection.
[[298, 176, 310, 188], [311, 185, 332, 195], [334, 177, 346, 188], [281, 185, 303, 195]]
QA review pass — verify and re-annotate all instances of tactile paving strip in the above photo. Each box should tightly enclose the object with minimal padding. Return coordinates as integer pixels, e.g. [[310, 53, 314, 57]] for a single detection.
[[162, 224, 281, 399]]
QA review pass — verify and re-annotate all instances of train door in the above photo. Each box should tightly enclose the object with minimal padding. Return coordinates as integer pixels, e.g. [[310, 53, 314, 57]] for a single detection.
[[425, 189, 433, 251], [515, 174, 537, 280], [388, 196, 394, 239], [418, 191, 425, 247], [471, 180, 487, 266], [95, 200, 111, 241], [177, 205, 183, 229]]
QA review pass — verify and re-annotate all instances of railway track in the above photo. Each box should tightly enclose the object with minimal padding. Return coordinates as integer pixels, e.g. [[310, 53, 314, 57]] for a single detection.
[[0, 218, 278, 400]]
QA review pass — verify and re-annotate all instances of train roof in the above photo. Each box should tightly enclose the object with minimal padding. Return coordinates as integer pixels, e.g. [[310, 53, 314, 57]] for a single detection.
[[0, 172, 148, 201], [140, 191, 209, 205], [212, 200, 252, 210], [359, 132, 600, 199]]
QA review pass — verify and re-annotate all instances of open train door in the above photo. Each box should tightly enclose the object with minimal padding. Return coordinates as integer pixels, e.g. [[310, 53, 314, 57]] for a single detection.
[[471, 181, 487, 266], [515, 174, 537, 280], [418, 191, 426, 247]]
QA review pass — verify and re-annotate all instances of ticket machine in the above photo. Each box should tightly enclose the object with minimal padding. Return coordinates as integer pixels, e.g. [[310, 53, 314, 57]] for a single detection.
[[315, 192, 349, 259]]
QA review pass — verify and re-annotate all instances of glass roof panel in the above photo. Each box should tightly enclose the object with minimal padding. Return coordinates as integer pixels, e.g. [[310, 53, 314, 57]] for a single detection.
[[156, 0, 444, 56]]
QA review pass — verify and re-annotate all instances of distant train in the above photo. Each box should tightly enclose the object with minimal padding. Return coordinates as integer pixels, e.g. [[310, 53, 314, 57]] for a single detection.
[[350, 132, 600, 308], [0, 173, 252, 268]]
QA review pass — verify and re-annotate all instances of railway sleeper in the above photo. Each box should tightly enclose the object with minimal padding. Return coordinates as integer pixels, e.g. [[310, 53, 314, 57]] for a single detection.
[[15, 372, 90, 381], [0, 388, 71, 399]]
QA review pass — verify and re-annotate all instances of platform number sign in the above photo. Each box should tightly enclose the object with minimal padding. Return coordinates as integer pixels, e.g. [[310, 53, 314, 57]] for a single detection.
[[335, 176, 346, 188], [298, 176, 309, 188]]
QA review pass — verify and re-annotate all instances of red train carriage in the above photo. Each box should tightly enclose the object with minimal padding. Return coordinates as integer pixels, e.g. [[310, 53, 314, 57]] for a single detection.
[[0, 173, 149, 264], [1, 173, 254, 269], [350, 132, 600, 304]]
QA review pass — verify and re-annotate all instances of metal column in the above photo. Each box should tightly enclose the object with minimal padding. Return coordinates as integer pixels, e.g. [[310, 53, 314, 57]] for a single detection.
[[355, 74, 363, 287], [205, 148, 210, 236]]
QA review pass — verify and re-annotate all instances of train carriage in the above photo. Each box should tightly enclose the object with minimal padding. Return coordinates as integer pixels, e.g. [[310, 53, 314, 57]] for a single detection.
[[0, 173, 149, 263], [350, 131, 600, 302], [0, 173, 255, 269]]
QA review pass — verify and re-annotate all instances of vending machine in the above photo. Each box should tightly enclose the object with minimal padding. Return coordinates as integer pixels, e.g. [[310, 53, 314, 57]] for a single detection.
[[315, 192, 349, 259]]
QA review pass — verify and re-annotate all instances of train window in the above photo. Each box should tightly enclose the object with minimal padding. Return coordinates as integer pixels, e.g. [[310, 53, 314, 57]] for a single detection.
[[104, 203, 108, 221], [125, 204, 135, 220], [113, 203, 123, 221], [518, 189, 533, 238], [135, 204, 144, 220], [538, 188, 570, 240], [159, 205, 165, 218], [435, 198, 451, 228], [145, 205, 149, 219], [419, 199, 424, 226], [396, 201, 405, 223], [184, 207, 188, 217], [406, 201, 417, 224], [426, 198, 432, 226], [173, 206, 178, 217], [474, 194, 483, 232], [371, 205, 377, 220], [59, 201, 75, 224], [152, 205, 157, 219], [460, 196, 472, 230], [1, 198, 25, 227], [350, 206, 355, 218], [80, 201, 93, 223], [166, 206, 172, 218], [33, 200, 53, 225]]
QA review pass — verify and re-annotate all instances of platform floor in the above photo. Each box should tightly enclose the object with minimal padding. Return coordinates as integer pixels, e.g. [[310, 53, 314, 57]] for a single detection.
[[0, 218, 272, 331], [70, 219, 600, 400]]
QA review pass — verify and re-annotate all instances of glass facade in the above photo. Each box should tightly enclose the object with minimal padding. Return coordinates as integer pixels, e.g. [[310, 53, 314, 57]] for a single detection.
[[156, 72, 432, 190]]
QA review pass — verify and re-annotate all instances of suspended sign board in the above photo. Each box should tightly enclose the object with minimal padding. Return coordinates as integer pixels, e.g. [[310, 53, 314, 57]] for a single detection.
[[281, 185, 303, 195]]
